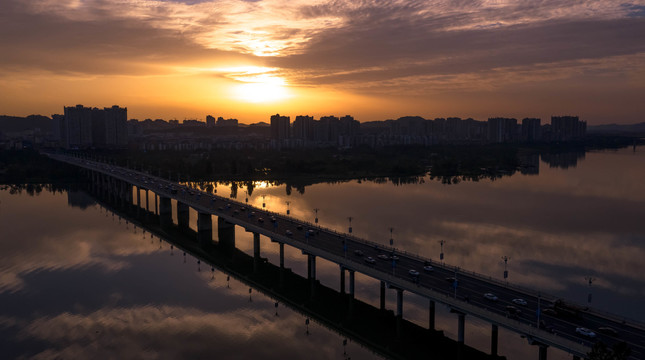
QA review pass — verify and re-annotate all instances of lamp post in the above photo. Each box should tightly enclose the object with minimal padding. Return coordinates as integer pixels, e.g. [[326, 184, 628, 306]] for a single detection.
[[245, 190, 248, 204], [585, 276, 595, 304], [262, 195, 266, 208], [348, 217, 353, 234], [439, 240, 446, 264], [389, 227, 394, 246], [286, 201, 290, 215], [502, 256, 510, 282], [314, 208, 319, 224]]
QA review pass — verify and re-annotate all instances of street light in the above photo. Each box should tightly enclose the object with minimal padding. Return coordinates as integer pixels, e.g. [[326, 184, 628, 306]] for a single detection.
[[348, 217, 353, 233], [585, 276, 595, 304], [439, 240, 446, 264], [262, 195, 266, 208], [313, 208, 319, 224], [502, 256, 510, 281], [286, 201, 290, 215], [389, 227, 394, 246]]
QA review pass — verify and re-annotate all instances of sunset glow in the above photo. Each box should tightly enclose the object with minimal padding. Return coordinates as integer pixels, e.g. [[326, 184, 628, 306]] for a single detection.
[[0, 0, 643, 123]]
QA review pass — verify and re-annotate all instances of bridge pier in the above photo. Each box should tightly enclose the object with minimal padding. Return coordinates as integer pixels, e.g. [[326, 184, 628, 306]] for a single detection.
[[429, 300, 435, 331], [279, 242, 284, 268], [348, 270, 355, 298], [197, 212, 212, 247], [177, 202, 189, 229], [392, 288, 404, 337], [145, 189, 149, 213], [159, 196, 172, 228], [491, 324, 498, 357], [125, 184, 133, 210], [307, 254, 316, 280], [340, 267, 346, 294], [217, 217, 235, 251], [253, 233, 261, 273], [450, 310, 465, 344], [538, 345, 548, 360], [136, 186, 141, 214], [380, 281, 386, 310]]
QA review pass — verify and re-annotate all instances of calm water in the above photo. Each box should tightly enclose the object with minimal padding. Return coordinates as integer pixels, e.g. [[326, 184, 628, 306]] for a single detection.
[[1, 146, 644, 359]]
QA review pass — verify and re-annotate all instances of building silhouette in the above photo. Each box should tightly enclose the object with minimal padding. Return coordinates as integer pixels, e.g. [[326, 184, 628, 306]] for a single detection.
[[61, 104, 127, 149]]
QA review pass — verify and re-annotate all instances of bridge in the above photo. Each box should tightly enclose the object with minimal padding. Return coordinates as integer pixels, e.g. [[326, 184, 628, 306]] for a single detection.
[[47, 152, 645, 360], [86, 179, 498, 360]]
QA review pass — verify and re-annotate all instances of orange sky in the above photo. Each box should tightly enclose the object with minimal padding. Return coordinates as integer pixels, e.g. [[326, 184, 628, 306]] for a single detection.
[[1, 0, 644, 124]]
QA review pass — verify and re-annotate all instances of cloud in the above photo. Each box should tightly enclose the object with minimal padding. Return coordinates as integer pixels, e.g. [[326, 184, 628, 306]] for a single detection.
[[14, 305, 340, 360]]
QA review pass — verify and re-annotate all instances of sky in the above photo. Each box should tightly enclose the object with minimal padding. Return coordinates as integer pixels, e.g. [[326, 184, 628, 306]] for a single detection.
[[1, 0, 644, 125]]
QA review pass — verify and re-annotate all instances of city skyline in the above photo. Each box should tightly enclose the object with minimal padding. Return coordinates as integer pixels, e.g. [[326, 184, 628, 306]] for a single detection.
[[1, 0, 644, 124]]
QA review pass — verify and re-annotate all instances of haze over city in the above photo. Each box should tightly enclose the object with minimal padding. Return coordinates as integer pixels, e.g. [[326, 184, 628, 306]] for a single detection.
[[1, 0, 644, 124]]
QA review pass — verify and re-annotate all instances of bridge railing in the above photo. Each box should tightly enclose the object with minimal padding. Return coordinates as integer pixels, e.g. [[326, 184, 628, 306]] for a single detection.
[[50, 153, 645, 331]]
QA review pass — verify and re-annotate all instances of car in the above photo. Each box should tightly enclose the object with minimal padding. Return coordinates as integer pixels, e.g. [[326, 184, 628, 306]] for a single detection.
[[391, 255, 399, 261], [258, 218, 264, 223], [307, 229, 315, 236], [512, 298, 528, 306], [575, 327, 596, 338], [423, 265, 434, 272], [377, 254, 390, 260], [285, 230, 293, 236], [353, 250, 364, 256], [597, 327, 618, 336], [270, 217, 277, 222], [364, 256, 376, 264], [296, 225, 303, 230], [484, 293, 498, 301], [408, 269, 420, 277]]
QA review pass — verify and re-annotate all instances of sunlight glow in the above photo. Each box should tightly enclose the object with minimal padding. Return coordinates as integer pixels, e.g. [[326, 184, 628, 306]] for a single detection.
[[232, 74, 290, 103]]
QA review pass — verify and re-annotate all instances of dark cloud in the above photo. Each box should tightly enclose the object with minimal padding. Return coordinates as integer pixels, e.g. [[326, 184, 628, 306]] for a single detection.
[[0, 0, 251, 75], [272, 8, 645, 87]]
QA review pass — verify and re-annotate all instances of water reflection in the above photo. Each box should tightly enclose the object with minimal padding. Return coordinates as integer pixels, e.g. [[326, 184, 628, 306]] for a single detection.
[[181, 147, 645, 323], [2, 146, 644, 360], [0, 187, 381, 360]]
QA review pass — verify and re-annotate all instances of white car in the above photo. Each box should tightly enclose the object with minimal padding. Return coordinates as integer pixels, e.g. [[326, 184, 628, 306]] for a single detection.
[[409, 269, 420, 277], [484, 293, 498, 301], [423, 265, 434, 272], [575, 327, 596, 338], [377, 254, 390, 260], [364, 257, 376, 264], [512, 298, 528, 306]]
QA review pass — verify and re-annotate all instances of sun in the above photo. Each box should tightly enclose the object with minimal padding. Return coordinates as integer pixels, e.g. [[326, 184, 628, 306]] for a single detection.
[[233, 73, 290, 103]]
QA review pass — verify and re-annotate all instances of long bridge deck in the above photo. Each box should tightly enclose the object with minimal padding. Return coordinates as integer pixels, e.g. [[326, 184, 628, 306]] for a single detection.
[[49, 152, 645, 360]]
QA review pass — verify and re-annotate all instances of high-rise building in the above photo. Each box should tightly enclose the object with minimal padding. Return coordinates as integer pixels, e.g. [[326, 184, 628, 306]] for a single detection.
[[61, 104, 127, 149], [293, 115, 314, 141], [206, 115, 216, 127], [487, 117, 518, 143], [216, 117, 238, 127], [105, 105, 128, 147], [551, 116, 586, 141], [270, 114, 290, 140], [63, 105, 93, 149], [521, 118, 541, 142]]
